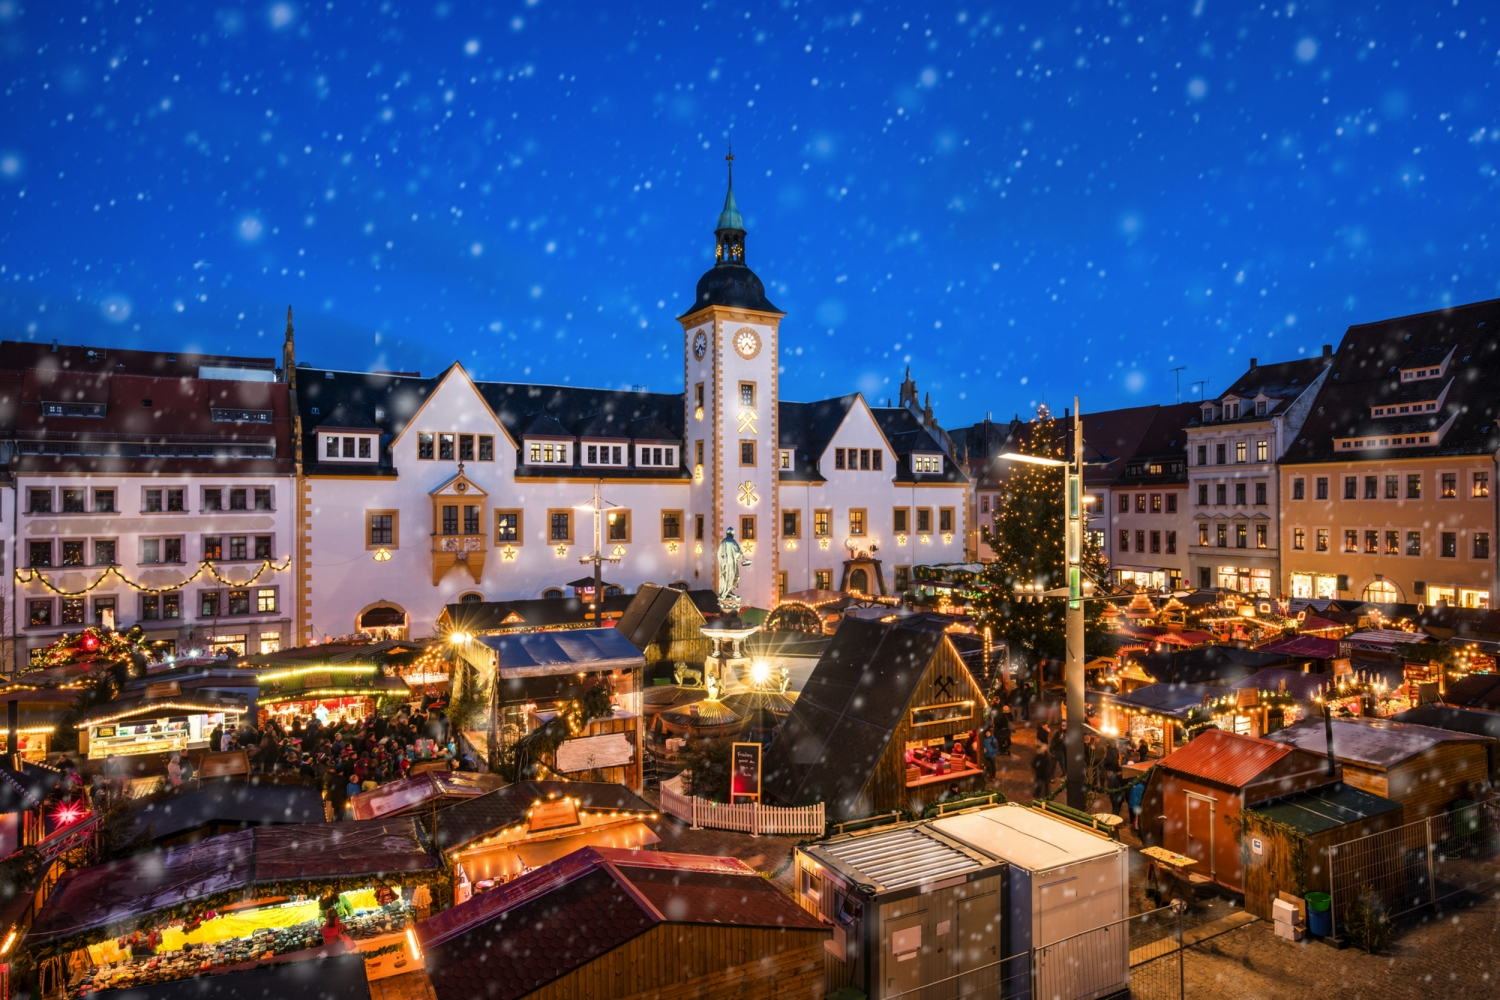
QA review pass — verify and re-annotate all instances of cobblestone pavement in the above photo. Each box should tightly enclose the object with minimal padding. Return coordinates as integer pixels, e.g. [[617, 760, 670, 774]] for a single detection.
[[1175, 888, 1500, 999]]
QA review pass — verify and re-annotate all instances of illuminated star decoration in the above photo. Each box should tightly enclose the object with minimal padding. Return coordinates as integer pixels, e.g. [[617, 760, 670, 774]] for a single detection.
[[738, 482, 758, 506]]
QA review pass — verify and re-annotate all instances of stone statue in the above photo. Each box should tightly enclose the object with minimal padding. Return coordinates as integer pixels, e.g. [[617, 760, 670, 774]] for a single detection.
[[715, 527, 751, 613]]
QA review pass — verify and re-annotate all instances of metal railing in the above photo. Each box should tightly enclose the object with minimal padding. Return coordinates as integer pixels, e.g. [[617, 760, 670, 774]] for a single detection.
[[1328, 800, 1500, 936]]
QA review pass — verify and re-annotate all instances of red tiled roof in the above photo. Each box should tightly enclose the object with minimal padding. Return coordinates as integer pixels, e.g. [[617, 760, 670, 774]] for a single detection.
[[1157, 729, 1297, 788], [418, 847, 825, 1000]]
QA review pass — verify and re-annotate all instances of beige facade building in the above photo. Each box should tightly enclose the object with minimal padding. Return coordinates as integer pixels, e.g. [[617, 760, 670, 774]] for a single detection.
[[1279, 299, 1500, 607]]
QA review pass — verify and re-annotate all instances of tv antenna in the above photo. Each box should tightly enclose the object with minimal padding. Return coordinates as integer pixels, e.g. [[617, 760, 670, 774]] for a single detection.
[[1191, 379, 1210, 400], [1169, 366, 1186, 404]]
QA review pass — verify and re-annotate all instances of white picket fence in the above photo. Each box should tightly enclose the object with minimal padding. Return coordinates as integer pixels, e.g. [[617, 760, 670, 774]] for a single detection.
[[659, 775, 824, 836]]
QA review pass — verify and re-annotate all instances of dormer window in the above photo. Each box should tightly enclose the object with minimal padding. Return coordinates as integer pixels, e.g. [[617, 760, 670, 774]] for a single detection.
[[1201, 405, 1215, 422], [42, 400, 107, 418], [1399, 346, 1455, 382], [912, 454, 942, 474], [1223, 400, 1240, 419], [527, 441, 570, 465], [320, 432, 377, 463], [637, 445, 677, 468], [584, 443, 626, 466], [1254, 400, 1267, 416]]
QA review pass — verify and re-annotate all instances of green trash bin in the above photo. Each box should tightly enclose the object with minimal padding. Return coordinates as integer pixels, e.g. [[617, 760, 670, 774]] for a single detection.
[[1306, 892, 1330, 912]]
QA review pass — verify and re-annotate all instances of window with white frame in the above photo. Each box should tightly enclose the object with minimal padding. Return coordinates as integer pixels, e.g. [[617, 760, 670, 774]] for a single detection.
[[637, 445, 677, 468], [321, 433, 377, 463], [912, 454, 942, 474], [583, 443, 626, 466], [526, 440, 571, 464]]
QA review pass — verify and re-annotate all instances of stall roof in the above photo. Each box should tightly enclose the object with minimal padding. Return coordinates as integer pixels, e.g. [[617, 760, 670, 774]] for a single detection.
[[417, 847, 823, 1000], [1264, 717, 1491, 770], [349, 770, 505, 822], [1250, 782, 1403, 836], [0, 760, 62, 814], [430, 780, 656, 854], [1254, 635, 1341, 660], [253, 664, 409, 704], [1339, 629, 1432, 652], [480, 628, 646, 678], [804, 822, 999, 896], [1134, 646, 1288, 686], [613, 583, 714, 651], [127, 781, 329, 842], [1156, 729, 1298, 789], [1439, 673, 1500, 711], [76, 692, 249, 728], [90, 952, 371, 1000], [1392, 704, 1500, 740], [27, 817, 438, 947], [1232, 667, 1334, 702], [1108, 682, 1219, 720], [931, 804, 1121, 873], [441, 594, 637, 634]]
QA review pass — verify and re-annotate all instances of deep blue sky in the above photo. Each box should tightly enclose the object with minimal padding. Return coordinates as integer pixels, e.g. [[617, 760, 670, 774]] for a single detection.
[[1, 2, 1496, 427]]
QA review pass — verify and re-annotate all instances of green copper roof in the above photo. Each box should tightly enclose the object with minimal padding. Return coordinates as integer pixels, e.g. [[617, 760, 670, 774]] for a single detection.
[[716, 170, 744, 232]]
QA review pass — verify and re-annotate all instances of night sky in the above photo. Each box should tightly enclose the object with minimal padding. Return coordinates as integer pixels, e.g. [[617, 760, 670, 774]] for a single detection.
[[1, 2, 1496, 427]]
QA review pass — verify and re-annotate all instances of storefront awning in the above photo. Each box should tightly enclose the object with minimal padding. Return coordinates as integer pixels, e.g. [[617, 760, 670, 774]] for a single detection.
[[481, 628, 646, 678]]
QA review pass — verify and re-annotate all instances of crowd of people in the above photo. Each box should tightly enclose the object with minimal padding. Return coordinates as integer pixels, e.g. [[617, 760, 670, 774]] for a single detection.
[[161, 699, 472, 819]]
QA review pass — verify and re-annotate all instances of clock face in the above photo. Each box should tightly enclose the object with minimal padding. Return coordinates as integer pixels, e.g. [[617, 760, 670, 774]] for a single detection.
[[733, 327, 762, 360], [692, 330, 708, 360]]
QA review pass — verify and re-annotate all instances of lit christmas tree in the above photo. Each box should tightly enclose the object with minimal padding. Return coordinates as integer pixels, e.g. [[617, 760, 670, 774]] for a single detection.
[[971, 406, 1111, 675]]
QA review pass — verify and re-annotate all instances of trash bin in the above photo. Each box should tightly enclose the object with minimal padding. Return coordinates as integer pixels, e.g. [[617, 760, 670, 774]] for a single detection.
[[1305, 892, 1331, 937]]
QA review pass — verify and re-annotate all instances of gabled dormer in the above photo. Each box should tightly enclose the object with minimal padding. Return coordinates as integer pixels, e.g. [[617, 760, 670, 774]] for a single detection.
[[519, 412, 573, 467], [1220, 396, 1242, 420], [430, 465, 488, 585], [1251, 394, 1277, 417], [1200, 403, 1218, 423]]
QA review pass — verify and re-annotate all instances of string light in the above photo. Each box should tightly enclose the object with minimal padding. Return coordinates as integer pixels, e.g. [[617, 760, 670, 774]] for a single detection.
[[15, 557, 292, 598]]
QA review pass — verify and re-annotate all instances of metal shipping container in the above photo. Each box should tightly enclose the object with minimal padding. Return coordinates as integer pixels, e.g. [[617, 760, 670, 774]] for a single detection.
[[931, 805, 1130, 1000], [795, 818, 1009, 999]]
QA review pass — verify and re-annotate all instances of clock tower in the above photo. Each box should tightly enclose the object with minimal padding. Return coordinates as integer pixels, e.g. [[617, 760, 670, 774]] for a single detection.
[[679, 150, 785, 611]]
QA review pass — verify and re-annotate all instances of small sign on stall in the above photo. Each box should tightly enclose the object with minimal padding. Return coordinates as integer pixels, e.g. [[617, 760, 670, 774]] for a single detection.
[[730, 742, 761, 804]]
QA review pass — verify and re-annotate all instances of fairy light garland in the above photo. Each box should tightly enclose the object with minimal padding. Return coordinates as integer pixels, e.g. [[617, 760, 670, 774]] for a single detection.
[[76, 700, 245, 729], [15, 557, 293, 598]]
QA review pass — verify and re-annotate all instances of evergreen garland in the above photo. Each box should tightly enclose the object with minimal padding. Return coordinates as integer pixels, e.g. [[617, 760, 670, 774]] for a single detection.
[[499, 685, 614, 782]]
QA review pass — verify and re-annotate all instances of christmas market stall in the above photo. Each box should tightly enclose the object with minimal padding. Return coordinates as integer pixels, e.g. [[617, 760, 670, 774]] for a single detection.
[[0, 689, 74, 761], [1265, 717, 1492, 829], [416, 847, 827, 1000], [76, 691, 248, 761], [1393, 704, 1500, 784], [1137, 729, 1336, 901], [1226, 667, 1335, 736], [22, 817, 443, 996], [1097, 683, 1220, 757], [349, 770, 505, 822], [126, 779, 328, 848], [429, 780, 660, 894], [456, 628, 645, 791], [254, 663, 410, 727], [762, 617, 988, 823]]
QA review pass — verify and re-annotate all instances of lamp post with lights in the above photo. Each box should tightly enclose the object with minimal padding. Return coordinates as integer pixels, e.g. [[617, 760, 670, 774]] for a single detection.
[[998, 395, 1090, 810]]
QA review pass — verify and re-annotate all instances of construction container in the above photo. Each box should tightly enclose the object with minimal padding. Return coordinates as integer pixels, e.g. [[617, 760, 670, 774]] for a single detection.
[[795, 818, 1009, 999], [930, 804, 1130, 1000]]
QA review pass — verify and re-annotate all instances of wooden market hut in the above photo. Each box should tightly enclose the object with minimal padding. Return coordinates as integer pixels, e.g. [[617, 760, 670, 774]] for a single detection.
[[1225, 667, 1336, 737], [1239, 782, 1405, 920], [1264, 717, 1493, 828], [612, 583, 718, 666], [1139, 729, 1335, 897], [416, 847, 828, 1000], [88, 952, 374, 1000], [437, 593, 639, 635], [428, 780, 660, 887], [1392, 704, 1500, 784], [462, 628, 646, 791], [761, 617, 988, 822], [1097, 682, 1219, 757], [126, 779, 328, 847]]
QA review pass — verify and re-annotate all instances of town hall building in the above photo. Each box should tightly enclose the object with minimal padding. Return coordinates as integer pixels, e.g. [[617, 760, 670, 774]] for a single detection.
[[291, 162, 971, 642]]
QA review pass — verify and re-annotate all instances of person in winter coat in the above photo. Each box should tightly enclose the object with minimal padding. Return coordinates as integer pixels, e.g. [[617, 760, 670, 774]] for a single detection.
[[982, 730, 1001, 782], [1031, 745, 1052, 800]]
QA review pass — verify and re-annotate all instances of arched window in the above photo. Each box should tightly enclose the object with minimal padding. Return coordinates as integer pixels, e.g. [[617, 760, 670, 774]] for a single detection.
[[603, 585, 623, 597], [1363, 579, 1401, 603], [542, 588, 564, 599], [849, 568, 869, 594], [459, 592, 484, 605], [669, 580, 690, 591]]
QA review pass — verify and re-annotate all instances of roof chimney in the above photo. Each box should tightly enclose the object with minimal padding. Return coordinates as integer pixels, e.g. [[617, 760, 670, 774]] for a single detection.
[[1322, 344, 1333, 362], [1249, 358, 1257, 370]]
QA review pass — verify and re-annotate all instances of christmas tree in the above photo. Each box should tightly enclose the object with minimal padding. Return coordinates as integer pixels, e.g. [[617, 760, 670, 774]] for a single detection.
[[971, 407, 1111, 674]]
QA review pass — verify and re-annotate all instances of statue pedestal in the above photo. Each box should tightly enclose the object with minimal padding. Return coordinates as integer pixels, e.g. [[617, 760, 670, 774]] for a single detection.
[[700, 615, 761, 696]]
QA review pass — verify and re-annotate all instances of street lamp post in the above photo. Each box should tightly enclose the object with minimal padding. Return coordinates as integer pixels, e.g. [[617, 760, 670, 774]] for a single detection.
[[1000, 395, 1088, 810]]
